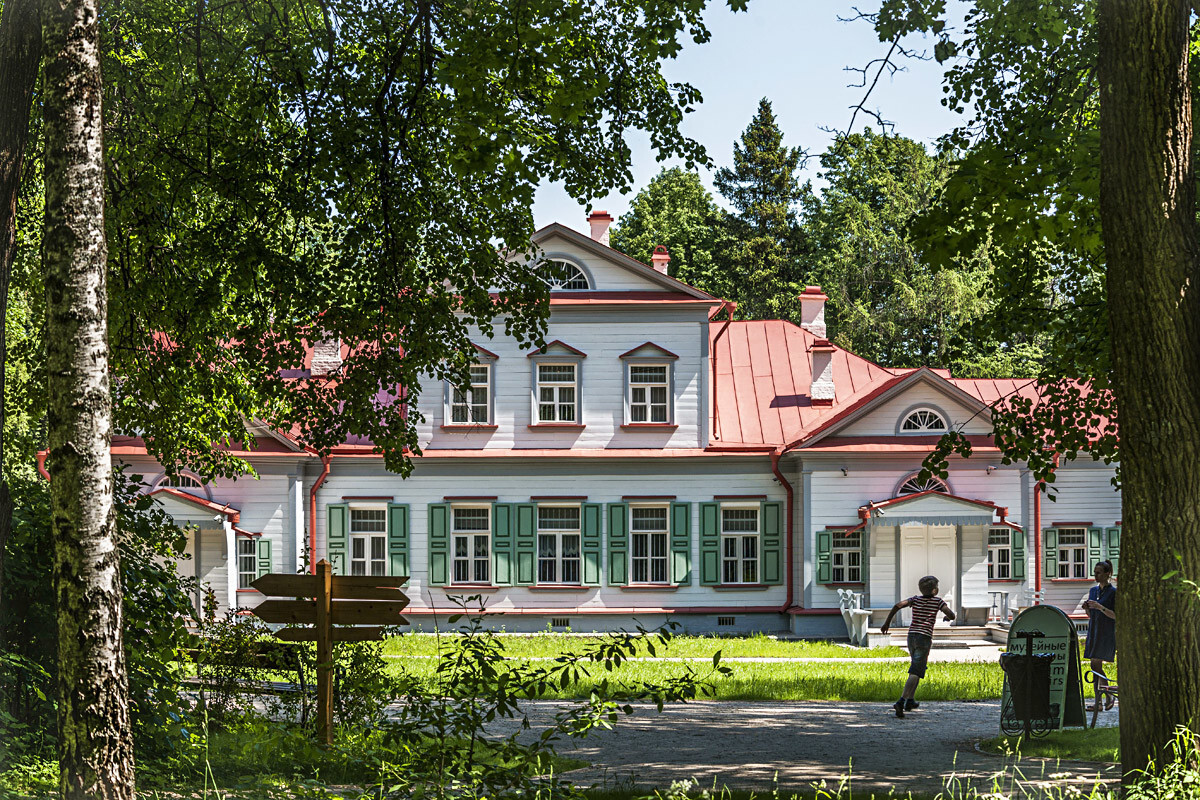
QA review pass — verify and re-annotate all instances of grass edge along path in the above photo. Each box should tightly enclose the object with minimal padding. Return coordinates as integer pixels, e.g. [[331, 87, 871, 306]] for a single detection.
[[979, 727, 1120, 763]]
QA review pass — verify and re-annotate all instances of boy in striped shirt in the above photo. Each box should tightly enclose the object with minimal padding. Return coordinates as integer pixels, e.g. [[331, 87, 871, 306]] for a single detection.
[[880, 575, 956, 718]]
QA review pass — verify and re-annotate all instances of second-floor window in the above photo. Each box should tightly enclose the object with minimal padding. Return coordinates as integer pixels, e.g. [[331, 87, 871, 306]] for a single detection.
[[350, 508, 387, 576], [721, 506, 759, 584], [537, 363, 577, 422], [1057, 528, 1087, 579], [452, 506, 491, 583], [449, 365, 491, 424], [537, 506, 581, 584], [237, 537, 257, 589], [988, 528, 1011, 580], [832, 531, 861, 583], [628, 365, 670, 423], [630, 506, 669, 583]]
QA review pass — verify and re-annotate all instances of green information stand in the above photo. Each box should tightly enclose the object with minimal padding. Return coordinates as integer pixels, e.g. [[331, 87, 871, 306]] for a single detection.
[[1000, 605, 1087, 735]]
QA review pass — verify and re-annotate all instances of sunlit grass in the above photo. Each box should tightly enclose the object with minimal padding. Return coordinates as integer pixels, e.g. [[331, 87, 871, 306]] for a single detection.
[[980, 726, 1120, 763]]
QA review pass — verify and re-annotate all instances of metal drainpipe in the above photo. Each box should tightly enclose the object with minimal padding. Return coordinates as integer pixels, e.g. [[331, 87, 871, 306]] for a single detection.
[[308, 456, 331, 574], [36, 451, 50, 481], [771, 448, 796, 613]]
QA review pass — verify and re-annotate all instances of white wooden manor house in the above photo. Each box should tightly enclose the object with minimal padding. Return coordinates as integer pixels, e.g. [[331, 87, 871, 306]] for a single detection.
[[109, 213, 1122, 637]]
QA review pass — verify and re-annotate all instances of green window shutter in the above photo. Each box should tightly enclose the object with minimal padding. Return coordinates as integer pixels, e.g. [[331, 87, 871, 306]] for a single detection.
[[670, 502, 692, 585], [387, 503, 410, 581], [514, 503, 536, 585], [760, 501, 783, 585], [256, 537, 272, 578], [492, 503, 514, 586], [1043, 529, 1057, 581], [607, 503, 629, 586], [699, 502, 721, 585], [327, 503, 349, 576], [428, 503, 450, 586], [1106, 527, 1121, 575], [582, 503, 603, 586], [1011, 529, 1026, 581], [816, 530, 832, 584], [1087, 526, 1104, 572]]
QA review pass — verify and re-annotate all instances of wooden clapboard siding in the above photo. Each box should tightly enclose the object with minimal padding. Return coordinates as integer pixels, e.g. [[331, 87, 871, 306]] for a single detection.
[[838, 383, 993, 437], [314, 459, 783, 611], [415, 317, 707, 451], [1039, 462, 1122, 612]]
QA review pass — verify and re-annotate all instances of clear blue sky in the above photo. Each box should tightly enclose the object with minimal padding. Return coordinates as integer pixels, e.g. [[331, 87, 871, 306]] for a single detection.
[[533, 0, 963, 233]]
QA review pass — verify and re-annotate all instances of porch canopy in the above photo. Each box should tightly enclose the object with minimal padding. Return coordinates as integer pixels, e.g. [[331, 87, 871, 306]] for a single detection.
[[858, 489, 1008, 527]]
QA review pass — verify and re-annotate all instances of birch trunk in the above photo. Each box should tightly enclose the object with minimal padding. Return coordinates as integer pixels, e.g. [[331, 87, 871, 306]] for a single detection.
[[41, 0, 134, 795], [1098, 0, 1200, 776], [0, 0, 41, 637]]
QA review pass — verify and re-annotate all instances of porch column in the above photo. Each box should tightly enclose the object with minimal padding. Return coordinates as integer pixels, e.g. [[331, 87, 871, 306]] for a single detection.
[[224, 519, 237, 611]]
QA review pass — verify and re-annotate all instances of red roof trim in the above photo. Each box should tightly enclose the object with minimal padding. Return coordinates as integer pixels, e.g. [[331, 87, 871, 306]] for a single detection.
[[622, 495, 677, 500], [444, 495, 498, 501], [1051, 521, 1093, 527], [147, 487, 240, 523], [618, 342, 680, 360], [531, 495, 588, 501], [527, 339, 587, 358], [471, 342, 500, 360]]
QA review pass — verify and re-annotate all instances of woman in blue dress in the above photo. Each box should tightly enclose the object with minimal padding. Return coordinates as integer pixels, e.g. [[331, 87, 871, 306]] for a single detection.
[[1083, 560, 1117, 711]]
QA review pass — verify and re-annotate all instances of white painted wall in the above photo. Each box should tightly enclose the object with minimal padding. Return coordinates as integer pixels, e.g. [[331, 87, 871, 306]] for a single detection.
[[838, 383, 993, 437], [1040, 463, 1121, 613], [532, 237, 671, 292], [314, 457, 786, 613], [415, 316, 708, 450]]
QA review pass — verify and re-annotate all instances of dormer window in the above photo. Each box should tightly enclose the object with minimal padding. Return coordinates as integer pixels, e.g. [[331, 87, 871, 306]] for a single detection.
[[619, 342, 678, 427], [448, 365, 492, 425], [900, 407, 948, 433], [528, 340, 586, 427], [541, 259, 591, 291]]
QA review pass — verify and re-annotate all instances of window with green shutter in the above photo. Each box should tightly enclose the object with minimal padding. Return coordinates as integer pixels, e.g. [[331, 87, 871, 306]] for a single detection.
[[607, 503, 629, 585], [327, 503, 349, 575], [513, 503, 536, 585], [1043, 528, 1058, 580], [815, 530, 833, 584], [760, 501, 783, 585], [670, 502, 691, 585], [699, 502, 721, 585], [427, 503, 450, 585], [1011, 528, 1026, 580], [1087, 526, 1104, 572], [387, 503, 410, 580], [256, 537, 272, 579], [1105, 527, 1120, 575], [582, 503, 602, 585], [492, 503, 514, 585]]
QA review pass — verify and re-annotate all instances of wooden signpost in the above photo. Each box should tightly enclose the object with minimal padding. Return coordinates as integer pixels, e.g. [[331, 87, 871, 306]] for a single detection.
[[250, 559, 408, 744]]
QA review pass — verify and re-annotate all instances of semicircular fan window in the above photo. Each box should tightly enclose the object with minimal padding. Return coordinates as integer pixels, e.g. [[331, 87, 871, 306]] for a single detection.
[[900, 408, 947, 432], [542, 260, 591, 291], [897, 475, 948, 495]]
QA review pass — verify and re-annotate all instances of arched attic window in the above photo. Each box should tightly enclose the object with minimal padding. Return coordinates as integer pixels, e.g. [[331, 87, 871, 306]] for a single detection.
[[155, 473, 207, 497], [900, 407, 948, 433], [541, 260, 591, 290], [897, 474, 949, 495]]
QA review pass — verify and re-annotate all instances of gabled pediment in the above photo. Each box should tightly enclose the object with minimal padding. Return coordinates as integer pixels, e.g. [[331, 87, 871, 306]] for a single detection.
[[527, 340, 587, 358], [860, 489, 1007, 527], [149, 487, 239, 526], [619, 342, 679, 360]]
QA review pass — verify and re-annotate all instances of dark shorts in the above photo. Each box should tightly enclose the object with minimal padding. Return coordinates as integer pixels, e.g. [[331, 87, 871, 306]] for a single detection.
[[907, 632, 933, 678]]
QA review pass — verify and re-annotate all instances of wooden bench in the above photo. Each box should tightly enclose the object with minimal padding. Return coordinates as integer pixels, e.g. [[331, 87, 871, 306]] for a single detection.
[[183, 638, 311, 722]]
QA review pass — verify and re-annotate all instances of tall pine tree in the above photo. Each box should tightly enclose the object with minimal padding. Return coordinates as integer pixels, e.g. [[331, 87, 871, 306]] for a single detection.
[[714, 98, 807, 319]]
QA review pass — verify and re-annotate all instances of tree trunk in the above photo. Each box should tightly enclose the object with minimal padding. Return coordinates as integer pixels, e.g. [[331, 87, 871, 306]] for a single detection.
[[1098, 0, 1200, 777], [0, 0, 42, 642], [41, 0, 134, 796]]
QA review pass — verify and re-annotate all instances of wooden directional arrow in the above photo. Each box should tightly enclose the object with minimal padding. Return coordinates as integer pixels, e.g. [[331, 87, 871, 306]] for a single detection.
[[274, 626, 390, 643], [251, 573, 409, 598], [252, 599, 408, 626]]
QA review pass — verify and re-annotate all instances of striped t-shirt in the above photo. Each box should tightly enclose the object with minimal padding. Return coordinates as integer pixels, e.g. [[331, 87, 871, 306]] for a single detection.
[[906, 595, 947, 637]]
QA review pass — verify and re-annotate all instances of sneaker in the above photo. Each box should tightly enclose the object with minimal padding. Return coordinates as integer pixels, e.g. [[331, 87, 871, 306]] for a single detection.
[[893, 700, 905, 718], [905, 699, 920, 711]]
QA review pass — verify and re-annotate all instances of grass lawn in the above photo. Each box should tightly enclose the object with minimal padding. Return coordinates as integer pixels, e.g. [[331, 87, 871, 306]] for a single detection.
[[979, 726, 1120, 763], [381, 632, 909, 660]]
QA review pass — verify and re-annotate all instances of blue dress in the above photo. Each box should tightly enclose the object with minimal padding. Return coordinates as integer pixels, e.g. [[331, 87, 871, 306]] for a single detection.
[[1083, 583, 1117, 662]]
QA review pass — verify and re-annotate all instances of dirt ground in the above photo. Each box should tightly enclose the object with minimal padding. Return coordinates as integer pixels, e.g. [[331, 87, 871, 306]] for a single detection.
[[505, 700, 1121, 797]]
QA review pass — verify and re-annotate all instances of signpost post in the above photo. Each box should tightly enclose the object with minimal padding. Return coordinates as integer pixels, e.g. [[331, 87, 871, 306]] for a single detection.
[[250, 559, 408, 745]]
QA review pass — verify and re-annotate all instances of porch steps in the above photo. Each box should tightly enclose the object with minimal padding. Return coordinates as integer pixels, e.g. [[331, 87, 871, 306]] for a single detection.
[[866, 625, 1007, 648]]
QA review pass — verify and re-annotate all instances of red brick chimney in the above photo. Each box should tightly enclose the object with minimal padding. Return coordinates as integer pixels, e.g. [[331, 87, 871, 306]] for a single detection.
[[587, 210, 614, 246], [651, 245, 671, 274]]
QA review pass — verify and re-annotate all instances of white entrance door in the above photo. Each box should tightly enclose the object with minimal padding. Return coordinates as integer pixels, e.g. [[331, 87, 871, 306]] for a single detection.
[[899, 524, 957, 627]]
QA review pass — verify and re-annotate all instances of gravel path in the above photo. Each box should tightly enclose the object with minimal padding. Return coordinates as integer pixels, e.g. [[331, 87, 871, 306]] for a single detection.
[[502, 700, 1120, 797]]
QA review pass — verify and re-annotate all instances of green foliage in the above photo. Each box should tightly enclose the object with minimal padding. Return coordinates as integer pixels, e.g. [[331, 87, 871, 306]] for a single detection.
[[0, 469, 196, 763], [84, 0, 747, 478], [609, 167, 732, 287]]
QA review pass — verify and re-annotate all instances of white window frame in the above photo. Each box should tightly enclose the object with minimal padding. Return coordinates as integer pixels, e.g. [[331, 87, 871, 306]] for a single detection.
[[534, 362, 579, 423], [720, 504, 759, 584], [446, 363, 492, 426], [451, 504, 491, 584], [349, 505, 388, 577], [898, 406, 949, 433], [626, 363, 672, 425], [237, 536, 258, 589], [536, 505, 582, 585], [831, 531, 862, 583], [540, 258, 592, 291], [988, 527, 1012, 581], [1057, 527, 1088, 579], [629, 505, 670, 584], [896, 473, 950, 496]]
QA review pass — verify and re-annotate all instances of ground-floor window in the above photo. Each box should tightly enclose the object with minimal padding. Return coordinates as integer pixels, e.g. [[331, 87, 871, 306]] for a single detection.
[[831, 531, 861, 583], [988, 528, 1011, 580], [350, 507, 388, 576], [1057, 527, 1087, 579], [630, 506, 669, 583], [452, 506, 490, 583], [537, 506, 581, 584], [721, 506, 759, 584], [237, 537, 257, 588]]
